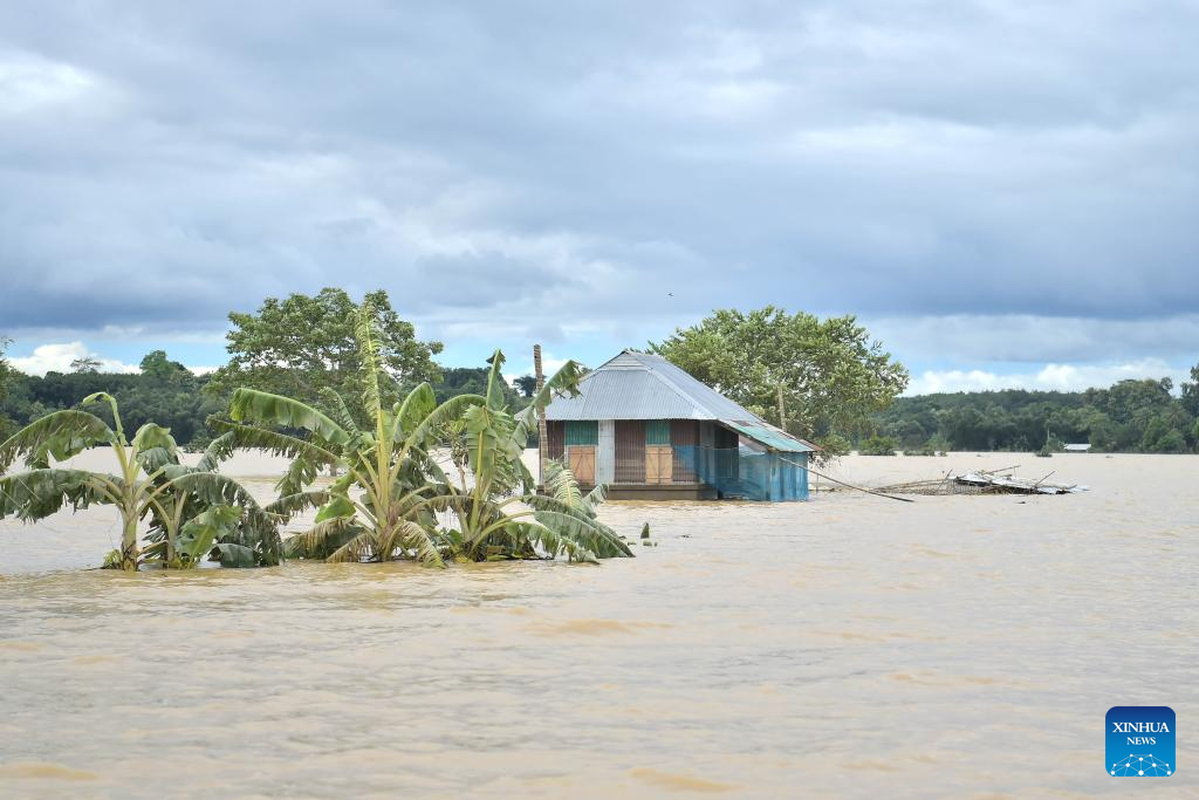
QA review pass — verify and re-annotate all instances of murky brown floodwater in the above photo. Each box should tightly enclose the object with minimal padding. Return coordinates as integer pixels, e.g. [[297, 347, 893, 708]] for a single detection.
[[1, 451, 1196, 798]]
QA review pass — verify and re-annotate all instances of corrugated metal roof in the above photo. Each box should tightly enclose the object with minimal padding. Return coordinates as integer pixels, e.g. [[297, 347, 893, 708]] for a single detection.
[[719, 420, 815, 453], [545, 350, 815, 453]]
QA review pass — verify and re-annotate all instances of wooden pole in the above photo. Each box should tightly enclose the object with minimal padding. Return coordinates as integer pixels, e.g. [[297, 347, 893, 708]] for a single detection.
[[776, 383, 787, 430], [534, 344, 547, 488]]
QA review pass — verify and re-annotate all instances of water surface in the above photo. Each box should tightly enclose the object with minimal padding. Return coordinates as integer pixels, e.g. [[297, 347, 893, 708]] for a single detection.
[[1, 453, 1195, 797]]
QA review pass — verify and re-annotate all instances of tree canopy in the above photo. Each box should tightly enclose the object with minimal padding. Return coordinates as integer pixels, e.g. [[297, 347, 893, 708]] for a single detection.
[[513, 375, 538, 398], [205, 288, 443, 415], [436, 366, 523, 408], [0, 337, 10, 400], [650, 307, 909, 442]]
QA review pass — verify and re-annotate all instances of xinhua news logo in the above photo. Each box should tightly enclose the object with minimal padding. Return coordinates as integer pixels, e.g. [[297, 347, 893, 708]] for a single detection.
[[1107, 706, 1175, 777]]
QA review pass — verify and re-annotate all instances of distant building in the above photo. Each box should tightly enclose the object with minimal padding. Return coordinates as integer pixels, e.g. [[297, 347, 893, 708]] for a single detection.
[[543, 350, 816, 501], [1064, 443, 1092, 453]]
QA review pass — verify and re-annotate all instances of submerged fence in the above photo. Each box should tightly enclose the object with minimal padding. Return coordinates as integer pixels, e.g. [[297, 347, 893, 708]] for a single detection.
[[673, 445, 809, 502]]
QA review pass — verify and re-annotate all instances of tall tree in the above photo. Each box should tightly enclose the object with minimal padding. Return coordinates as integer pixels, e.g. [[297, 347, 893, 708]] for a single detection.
[[513, 375, 538, 398], [0, 338, 11, 438], [139, 350, 188, 382], [0, 338, 10, 400], [650, 307, 908, 441], [70, 356, 101, 373], [1181, 362, 1199, 418], [205, 289, 442, 417]]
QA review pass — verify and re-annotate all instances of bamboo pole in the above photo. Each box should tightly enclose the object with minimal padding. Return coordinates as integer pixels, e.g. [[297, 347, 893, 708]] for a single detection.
[[534, 344, 547, 488]]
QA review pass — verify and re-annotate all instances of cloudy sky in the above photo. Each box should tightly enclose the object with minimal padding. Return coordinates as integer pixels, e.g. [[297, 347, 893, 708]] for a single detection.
[[2, 1, 1196, 393]]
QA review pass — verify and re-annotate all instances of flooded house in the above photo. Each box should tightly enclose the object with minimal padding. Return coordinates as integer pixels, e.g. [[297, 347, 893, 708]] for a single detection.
[[543, 350, 816, 501]]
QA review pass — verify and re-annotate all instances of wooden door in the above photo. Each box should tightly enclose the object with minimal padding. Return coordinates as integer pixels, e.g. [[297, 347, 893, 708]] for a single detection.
[[569, 446, 596, 485], [645, 445, 673, 484]]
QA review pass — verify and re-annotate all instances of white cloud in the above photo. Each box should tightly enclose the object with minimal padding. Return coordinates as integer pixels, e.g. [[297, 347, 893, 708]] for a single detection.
[[0, 52, 98, 115], [0, 2, 1196, 377], [187, 365, 219, 376], [907, 358, 1188, 395], [507, 354, 572, 380], [9, 342, 139, 376]]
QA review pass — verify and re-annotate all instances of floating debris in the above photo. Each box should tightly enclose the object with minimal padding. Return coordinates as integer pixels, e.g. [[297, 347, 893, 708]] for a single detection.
[[878, 466, 1088, 496]]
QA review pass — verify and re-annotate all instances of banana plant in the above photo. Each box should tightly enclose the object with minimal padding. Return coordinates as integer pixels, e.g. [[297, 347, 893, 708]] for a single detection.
[[0, 393, 280, 570], [210, 304, 479, 564], [418, 350, 632, 563], [212, 303, 631, 564], [139, 433, 281, 568], [543, 458, 608, 517]]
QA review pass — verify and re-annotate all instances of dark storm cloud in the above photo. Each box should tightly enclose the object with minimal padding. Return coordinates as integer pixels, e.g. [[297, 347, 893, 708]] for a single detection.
[[1, 1, 1197, 358]]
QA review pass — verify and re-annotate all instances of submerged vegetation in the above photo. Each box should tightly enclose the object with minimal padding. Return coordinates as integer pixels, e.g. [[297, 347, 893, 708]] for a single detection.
[[0, 393, 278, 570], [0, 298, 633, 568], [0, 302, 633, 571], [4, 288, 1194, 571], [210, 305, 631, 565]]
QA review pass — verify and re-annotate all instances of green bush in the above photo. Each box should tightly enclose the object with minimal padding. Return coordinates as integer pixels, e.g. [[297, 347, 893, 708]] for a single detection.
[[859, 434, 899, 456]]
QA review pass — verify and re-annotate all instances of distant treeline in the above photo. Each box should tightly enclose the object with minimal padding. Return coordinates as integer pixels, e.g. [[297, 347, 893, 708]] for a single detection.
[[0, 289, 535, 449], [3, 290, 1196, 456], [871, 370, 1199, 454], [0, 354, 529, 449]]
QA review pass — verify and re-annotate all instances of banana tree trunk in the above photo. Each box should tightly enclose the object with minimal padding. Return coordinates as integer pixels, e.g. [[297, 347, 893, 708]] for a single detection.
[[120, 510, 139, 571]]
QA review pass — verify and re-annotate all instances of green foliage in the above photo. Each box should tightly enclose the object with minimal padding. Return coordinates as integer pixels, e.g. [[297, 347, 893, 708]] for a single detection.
[[1181, 364, 1199, 418], [0, 335, 518, 454], [859, 434, 899, 456], [816, 432, 852, 458], [0, 396, 280, 570], [0, 337, 10, 439], [213, 308, 630, 566], [544, 459, 607, 519], [874, 368, 1199, 453], [173, 505, 241, 567], [1141, 416, 1188, 453], [650, 306, 908, 441], [205, 288, 443, 420], [0, 468, 109, 521], [139, 350, 186, 381], [434, 367, 524, 408], [513, 375, 537, 398], [214, 304, 454, 565]]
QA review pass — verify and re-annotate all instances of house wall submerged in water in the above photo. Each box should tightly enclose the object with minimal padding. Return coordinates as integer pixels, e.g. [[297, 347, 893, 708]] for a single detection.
[[544, 351, 816, 501]]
